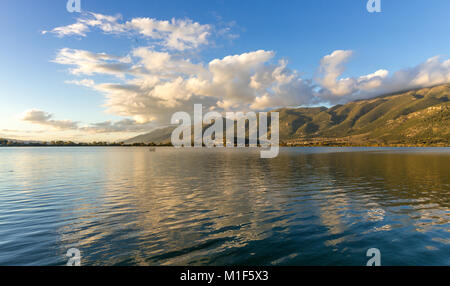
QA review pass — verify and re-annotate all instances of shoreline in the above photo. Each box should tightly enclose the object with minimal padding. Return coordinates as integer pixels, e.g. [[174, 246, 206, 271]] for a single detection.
[[1, 145, 449, 148]]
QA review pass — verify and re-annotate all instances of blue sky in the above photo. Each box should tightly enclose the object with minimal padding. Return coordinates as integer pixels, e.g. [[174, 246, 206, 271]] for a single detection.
[[1, 0, 449, 141]]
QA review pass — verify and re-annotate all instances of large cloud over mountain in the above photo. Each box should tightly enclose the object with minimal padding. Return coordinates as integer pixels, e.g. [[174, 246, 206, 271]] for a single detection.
[[40, 12, 450, 131], [315, 50, 450, 104]]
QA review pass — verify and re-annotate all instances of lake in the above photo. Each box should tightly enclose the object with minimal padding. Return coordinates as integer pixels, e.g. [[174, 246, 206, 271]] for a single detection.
[[0, 147, 449, 265]]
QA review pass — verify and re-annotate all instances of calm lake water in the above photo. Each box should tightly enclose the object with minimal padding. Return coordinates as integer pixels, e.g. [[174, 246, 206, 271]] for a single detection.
[[0, 147, 449, 266]]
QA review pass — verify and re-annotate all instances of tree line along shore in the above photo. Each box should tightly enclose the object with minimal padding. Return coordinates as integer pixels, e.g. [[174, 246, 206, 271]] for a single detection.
[[1, 138, 447, 148]]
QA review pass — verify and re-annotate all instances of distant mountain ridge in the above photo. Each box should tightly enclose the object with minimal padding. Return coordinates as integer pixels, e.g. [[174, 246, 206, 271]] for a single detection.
[[125, 84, 450, 146], [124, 126, 177, 145]]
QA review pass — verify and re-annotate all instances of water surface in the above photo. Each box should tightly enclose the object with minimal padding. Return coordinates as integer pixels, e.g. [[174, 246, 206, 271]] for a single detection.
[[0, 147, 449, 265]]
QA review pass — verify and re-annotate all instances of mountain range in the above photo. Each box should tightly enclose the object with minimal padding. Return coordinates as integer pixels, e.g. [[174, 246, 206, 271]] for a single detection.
[[125, 84, 449, 146]]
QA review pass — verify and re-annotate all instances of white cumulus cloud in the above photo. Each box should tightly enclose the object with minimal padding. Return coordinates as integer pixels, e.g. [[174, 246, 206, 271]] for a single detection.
[[315, 50, 450, 104], [55, 46, 450, 125], [43, 12, 211, 51]]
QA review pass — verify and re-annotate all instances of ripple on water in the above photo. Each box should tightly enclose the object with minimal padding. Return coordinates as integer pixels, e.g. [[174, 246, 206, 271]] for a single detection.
[[0, 147, 449, 265]]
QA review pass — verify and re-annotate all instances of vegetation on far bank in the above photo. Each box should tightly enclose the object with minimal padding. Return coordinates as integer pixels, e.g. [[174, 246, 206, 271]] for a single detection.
[[0, 139, 172, 147], [0, 138, 447, 148]]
